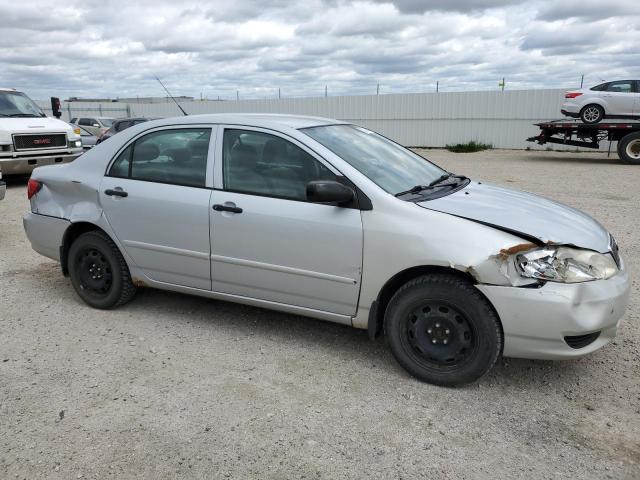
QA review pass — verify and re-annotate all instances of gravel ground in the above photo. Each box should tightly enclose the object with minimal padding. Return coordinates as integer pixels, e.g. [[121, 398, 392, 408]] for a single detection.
[[1, 149, 638, 479]]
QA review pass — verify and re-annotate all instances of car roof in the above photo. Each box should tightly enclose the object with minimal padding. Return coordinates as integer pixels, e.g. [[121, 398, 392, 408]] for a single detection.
[[146, 113, 347, 130]]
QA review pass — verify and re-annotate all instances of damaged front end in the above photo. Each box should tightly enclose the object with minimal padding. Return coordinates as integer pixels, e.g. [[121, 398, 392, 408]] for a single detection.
[[472, 239, 622, 289]]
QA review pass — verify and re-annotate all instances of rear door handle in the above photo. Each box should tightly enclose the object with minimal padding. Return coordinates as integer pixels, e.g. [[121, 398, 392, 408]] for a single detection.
[[105, 188, 128, 197], [213, 204, 242, 214]]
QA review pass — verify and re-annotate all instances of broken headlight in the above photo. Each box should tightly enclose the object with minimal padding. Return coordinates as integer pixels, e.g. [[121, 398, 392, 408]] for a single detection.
[[515, 247, 618, 283]]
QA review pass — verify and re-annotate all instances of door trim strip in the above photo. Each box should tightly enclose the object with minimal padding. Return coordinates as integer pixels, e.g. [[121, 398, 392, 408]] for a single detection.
[[210, 254, 357, 285], [123, 240, 210, 260]]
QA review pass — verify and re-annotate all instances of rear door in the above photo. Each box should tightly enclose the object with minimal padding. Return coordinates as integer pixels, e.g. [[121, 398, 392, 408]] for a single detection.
[[209, 126, 363, 316], [100, 125, 216, 289]]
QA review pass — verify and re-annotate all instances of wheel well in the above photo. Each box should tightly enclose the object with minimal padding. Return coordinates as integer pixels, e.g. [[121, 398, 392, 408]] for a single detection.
[[60, 222, 106, 276], [581, 103, 605, 112], [368, 266, 478, 340]]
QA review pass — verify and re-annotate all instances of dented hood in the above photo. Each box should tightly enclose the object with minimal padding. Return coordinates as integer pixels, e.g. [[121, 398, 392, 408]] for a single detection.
[[417, 181, 611, 253]]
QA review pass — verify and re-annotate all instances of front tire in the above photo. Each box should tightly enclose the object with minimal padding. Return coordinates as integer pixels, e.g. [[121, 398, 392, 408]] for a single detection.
[[617, 132, 640, 165], [384, 274, 502, 386], [580, 104, 604, 124], [68, 231, 136, 309]]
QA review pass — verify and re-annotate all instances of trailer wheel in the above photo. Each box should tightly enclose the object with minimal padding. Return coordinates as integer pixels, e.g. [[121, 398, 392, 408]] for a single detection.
[[580, 104, 604, 124], [617, 132, 640, 165]]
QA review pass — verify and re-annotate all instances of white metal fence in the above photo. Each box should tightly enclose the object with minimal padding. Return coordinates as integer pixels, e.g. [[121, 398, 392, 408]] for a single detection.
[[38, 89, 583, 149]]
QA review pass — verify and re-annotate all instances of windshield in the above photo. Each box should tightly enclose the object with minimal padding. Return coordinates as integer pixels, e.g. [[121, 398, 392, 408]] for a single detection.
[[0, 91, 45, 117], [100, 118, 114, 127], [302, 124, 446, 195]]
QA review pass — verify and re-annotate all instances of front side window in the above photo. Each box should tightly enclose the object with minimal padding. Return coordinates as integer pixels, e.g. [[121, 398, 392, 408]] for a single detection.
[[108, 128, 211, 187], [78, 118, 94, 126], [302, 124, 446, 195], [222, 129, 336, 201]]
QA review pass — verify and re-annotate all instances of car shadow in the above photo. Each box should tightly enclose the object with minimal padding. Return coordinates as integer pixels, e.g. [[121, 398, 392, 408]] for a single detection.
[[118, 285, 593, 390]]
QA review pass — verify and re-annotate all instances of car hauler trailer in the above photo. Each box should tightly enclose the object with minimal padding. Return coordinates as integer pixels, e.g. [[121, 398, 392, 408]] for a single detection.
[[527, 120, 640, 165]]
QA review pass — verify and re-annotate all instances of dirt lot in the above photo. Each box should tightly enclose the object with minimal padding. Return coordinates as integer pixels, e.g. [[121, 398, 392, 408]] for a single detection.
[[1, 149, 638, 479]]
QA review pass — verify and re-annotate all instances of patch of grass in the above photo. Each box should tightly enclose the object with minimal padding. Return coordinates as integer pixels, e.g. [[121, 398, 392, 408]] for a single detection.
[[445, 141, 492, 153]]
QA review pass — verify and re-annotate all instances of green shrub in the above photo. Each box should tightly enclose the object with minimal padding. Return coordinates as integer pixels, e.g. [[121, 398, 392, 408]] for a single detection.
[[445, 141, 492, 153]]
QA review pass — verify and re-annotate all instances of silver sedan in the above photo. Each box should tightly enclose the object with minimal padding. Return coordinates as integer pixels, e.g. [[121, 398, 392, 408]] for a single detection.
[[23, 114, 630, 385]]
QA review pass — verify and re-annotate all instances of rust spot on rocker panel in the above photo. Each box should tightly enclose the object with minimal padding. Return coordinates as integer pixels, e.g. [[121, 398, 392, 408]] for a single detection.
[[132, 278, 147, 288]]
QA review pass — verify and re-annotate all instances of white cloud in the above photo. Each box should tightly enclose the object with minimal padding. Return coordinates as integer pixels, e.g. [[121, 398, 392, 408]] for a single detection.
[[0, 0, 637, 100]]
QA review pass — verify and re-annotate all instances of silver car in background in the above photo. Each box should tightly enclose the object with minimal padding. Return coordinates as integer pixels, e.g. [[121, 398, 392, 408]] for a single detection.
[[23, 114, 630, 385], [562, 79, 640, 123]]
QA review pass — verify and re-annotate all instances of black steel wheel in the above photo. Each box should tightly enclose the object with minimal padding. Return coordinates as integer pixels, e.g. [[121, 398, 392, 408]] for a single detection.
[[405, 302, 477, 367], [384, 274, 502, 386], [68, 231, 136, 309]]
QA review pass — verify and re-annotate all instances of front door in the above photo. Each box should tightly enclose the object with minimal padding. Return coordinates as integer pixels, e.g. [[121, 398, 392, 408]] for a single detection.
[[209, 127, 363, 316], [603, 80, 635, 116], [100, 126, 214, 290]]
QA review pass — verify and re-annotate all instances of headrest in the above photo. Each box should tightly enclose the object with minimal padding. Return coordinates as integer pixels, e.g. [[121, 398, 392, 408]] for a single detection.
[[230, 143, 258, 169], [165, 147, 191, 164], [136, 143, 160, 161], [188, 139, 210, 157], [262, 139, 287, 164]]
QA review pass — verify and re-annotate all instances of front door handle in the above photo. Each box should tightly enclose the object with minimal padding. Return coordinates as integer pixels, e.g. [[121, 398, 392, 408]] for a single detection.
[[105, 188, 128, 197], [213, 204, 243, 214]]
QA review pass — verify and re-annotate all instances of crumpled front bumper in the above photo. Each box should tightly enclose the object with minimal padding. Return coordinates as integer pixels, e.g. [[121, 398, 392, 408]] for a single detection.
[[477, 268, 630, 359]]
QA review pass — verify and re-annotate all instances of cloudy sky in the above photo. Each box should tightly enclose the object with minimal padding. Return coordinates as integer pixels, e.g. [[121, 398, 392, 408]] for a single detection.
[[0, 0, 638, 100]]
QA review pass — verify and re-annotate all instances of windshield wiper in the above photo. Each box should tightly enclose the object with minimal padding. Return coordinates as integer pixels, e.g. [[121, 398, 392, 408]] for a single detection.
[[395, 173, 459, 197], [428, 172, 454, 186], [6, 113, 40, 117], [394, 184, 431, 197]]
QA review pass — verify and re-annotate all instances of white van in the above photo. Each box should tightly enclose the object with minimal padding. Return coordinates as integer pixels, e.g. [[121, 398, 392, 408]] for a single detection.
[[0, 88, 82, 175]]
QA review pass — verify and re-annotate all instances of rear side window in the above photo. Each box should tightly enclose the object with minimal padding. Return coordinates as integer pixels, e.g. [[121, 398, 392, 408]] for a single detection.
[[590, 83, 607, 91], [108, 128, 211, 187]]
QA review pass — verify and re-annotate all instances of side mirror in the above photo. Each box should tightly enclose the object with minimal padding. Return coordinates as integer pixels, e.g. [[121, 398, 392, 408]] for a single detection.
[[306, 180, 354, 206]]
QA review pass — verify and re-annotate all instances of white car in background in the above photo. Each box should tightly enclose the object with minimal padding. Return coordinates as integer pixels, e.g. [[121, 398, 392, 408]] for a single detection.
[[69, 116, 115, 137], [561, 80, 640, 123]]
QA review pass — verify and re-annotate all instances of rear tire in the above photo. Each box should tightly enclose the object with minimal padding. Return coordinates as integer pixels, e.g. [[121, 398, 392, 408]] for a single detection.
[[580, 104, 604, 124], [617, 132, 640, 165], [68, 231, 136, 309], [384, 274, 502, 386]]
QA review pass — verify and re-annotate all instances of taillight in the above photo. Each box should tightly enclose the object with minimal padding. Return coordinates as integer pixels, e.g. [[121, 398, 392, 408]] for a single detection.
[[27, 179, 42, 200], [565, 92, 583, 99]]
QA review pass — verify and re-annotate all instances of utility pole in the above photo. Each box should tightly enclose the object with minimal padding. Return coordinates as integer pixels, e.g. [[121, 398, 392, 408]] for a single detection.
[[498, 78, 505, 92], [580, 74, 584, 88], [236, 90, 239, 101], [436, 81, 439, 93], [278, 88, 281, 99], [376, 83, 380, 95], [325, 85, 327, 97]]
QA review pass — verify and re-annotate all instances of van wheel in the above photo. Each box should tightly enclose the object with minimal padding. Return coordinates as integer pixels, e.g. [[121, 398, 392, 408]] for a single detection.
[[384, 274, 502, 386], [68, 231, 136, 309], [580, 104, 604, 124], [617, 132, 640, 165]]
